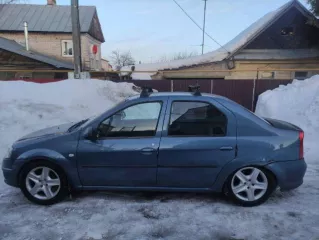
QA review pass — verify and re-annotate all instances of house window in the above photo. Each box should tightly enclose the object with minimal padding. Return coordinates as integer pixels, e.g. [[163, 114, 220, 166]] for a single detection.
[[294, 71, 308, 80], [281, 27, 294, 36], [261, 72, 275, 79], [61, 40, 73, 57]]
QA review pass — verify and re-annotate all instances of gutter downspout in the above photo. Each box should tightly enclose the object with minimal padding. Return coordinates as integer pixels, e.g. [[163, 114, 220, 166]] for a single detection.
[[24, 22, 29, 51]]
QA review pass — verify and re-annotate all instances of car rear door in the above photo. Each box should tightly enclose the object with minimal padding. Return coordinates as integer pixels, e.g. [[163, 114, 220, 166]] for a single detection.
[[157, 96, 237, 188], [76, 97, 167, 187]]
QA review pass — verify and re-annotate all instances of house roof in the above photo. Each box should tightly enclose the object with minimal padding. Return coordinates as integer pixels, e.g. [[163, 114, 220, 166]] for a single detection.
[[122, 0, 318, 80], [0, 4, 104, 42], [0, 37, 74, 69]]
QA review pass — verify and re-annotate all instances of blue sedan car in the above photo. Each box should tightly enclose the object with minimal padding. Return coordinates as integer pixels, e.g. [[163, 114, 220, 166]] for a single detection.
[[2, 87, 307, 206]]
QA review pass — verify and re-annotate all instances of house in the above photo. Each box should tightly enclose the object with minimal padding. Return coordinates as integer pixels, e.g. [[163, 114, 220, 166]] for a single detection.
[[122, 0, 319, 80], [0, 0, 105, 79], [0, 36, 73, 79], [101, 58, 113, 71]]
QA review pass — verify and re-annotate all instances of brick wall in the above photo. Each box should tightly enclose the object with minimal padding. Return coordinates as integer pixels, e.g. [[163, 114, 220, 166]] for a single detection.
[[0, 32, 102, 70]]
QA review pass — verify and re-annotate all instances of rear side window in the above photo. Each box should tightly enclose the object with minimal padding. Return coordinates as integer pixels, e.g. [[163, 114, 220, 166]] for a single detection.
[[168, 101, 227, 137]]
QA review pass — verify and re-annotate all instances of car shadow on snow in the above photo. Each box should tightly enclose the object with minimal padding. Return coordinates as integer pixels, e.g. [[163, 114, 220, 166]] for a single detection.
[[70, 190, 229, 204]]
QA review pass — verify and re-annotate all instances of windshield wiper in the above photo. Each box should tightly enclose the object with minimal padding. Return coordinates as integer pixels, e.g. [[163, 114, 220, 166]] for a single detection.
[[68, 119, 88, 132]]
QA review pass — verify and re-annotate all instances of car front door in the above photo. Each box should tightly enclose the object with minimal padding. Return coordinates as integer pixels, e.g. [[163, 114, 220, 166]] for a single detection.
[[157, 97, 237, 188], [76, 99, 167, 187]]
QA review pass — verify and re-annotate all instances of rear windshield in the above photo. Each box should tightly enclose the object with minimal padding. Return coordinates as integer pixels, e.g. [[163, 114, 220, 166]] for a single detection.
[[216, 97, 270, 125]]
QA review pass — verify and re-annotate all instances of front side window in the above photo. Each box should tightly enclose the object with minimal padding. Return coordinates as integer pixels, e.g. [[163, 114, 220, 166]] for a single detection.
[[61, 40, 73, 57], [168, 101, 227, 137], [97, 102, 162, 138]]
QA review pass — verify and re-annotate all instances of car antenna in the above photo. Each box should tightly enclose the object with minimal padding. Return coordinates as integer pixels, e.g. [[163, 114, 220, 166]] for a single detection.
[[140, 86, 153, 97], [188, 84, 201, 96]]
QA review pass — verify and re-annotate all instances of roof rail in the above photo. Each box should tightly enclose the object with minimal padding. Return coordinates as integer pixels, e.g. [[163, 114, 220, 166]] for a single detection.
[[140, 86, 153, 97], [188, 84, 201, 96]]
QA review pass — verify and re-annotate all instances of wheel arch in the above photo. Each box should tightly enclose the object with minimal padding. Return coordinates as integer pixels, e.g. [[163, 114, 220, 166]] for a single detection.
[[221, 165, 278, 194], [15, 150, 82, 189], [212, 157, 278, 192], [18, 158, 67, 185]]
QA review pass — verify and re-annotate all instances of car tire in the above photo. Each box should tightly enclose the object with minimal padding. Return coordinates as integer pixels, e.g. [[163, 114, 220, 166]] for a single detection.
[[19, 161, 68, 205], [226, 166, 276, 207]]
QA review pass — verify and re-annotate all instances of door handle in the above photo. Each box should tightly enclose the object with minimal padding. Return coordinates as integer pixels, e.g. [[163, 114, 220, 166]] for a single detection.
[[220, 146, 233, 151], [141, 147, 156, 155]]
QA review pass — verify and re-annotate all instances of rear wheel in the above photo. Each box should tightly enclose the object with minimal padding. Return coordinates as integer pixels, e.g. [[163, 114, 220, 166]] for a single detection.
[[19, 161, 68, 205], [227, 166, 276, 207]]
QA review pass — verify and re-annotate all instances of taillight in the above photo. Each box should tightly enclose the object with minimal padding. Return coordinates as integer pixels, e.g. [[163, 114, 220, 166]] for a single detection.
[[299, 131, 304, 159]]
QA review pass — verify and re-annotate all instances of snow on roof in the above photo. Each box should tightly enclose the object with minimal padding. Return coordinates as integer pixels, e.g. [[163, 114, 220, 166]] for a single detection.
[[121, 0, 303, 80]]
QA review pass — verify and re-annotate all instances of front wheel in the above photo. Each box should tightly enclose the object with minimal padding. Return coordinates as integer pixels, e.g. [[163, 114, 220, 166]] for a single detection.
[[227, 166, 276, 207], [19, 161, 68, 205]]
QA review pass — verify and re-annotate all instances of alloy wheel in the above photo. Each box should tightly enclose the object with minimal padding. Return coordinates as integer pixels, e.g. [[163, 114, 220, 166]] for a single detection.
[[25, 166, 61, 200], [231, 167, 268, 202]]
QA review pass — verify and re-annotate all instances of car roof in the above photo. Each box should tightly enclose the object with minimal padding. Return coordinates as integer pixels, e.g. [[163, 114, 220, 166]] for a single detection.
[[126, 92, 228, 101]]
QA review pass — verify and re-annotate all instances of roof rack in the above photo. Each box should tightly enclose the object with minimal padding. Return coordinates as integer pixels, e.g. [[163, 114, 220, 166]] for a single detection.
[[140, 86, 153, 97], [188, 84, 201, 96]]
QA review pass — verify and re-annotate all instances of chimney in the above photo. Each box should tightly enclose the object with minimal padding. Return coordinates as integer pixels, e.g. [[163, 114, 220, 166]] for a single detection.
[[47, 0, 56, 5], [24, 22, 29, 51]]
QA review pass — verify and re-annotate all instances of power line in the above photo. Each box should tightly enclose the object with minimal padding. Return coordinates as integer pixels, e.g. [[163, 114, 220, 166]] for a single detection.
[[172, 0, 230, 54]]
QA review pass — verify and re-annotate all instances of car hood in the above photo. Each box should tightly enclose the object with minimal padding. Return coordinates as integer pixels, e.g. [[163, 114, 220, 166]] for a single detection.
[[18, 122, 74, 141]]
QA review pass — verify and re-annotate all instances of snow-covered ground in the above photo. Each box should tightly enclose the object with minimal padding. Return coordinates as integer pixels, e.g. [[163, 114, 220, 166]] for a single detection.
[[0, 79, 318, 240]]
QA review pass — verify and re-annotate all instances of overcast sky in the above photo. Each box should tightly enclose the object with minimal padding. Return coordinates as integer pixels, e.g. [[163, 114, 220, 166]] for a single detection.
[[28, 0, 309, 63]]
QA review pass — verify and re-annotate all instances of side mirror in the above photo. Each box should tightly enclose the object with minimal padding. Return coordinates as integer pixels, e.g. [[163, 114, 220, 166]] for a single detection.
[[84, 126, 97, 141]]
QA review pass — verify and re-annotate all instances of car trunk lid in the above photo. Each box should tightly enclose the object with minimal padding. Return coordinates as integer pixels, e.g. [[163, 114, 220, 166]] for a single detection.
[[263, 118, 302, 132], [264, 118, 304, 160]]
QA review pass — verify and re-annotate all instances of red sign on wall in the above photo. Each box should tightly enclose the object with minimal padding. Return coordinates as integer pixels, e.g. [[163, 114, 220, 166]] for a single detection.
[[92, 45, 98, 55]]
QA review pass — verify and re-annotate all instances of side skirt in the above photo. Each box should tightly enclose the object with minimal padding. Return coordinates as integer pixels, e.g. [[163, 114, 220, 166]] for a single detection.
[[80, 186, 215, 192]]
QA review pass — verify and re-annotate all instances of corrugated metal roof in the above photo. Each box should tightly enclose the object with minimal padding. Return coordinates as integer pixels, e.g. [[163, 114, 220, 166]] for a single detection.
[[0, 4, 95, 33], [0, 37, 74, 69]]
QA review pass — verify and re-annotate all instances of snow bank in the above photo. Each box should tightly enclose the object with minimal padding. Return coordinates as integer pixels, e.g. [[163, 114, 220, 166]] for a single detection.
[[0, 79, 139, 185], [255, 75, 319, 163], [121, 1, 291, 80]]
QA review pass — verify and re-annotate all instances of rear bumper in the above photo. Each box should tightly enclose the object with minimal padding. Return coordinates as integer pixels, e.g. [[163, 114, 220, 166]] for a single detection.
[[265, 159, 307, 191]]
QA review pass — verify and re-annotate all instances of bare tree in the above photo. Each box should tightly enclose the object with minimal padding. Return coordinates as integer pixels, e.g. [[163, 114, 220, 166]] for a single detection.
[[307, 0, 319, 15], [156, 51, 198, 63], [110, 50, 136, 70], [173, 51, 198, 60]]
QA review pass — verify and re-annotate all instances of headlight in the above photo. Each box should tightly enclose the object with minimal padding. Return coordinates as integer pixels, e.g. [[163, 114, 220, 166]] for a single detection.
[[4, 146, 12, 158]]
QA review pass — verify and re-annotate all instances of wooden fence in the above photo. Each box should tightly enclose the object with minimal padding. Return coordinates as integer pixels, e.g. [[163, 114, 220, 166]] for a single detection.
[[110, 79, 293, 111], [1, 78, 293, 111]]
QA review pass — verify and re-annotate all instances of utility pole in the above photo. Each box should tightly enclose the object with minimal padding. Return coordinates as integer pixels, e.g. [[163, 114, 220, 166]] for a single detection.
[[201, 0, 207, 55], [71, 0, 82, 78]]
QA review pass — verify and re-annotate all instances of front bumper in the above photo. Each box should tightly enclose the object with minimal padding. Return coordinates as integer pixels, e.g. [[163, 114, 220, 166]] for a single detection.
[[265, 159, 307, 191], [2, 158, 19, 187]]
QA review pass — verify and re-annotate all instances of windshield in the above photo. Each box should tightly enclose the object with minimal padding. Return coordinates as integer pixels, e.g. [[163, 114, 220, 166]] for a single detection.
[[80, 100, 126, 129], [219, 97, 270, 125], [68, 119, 89, 132], [246, 109, 270, 125]]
